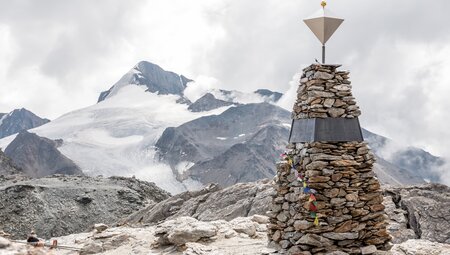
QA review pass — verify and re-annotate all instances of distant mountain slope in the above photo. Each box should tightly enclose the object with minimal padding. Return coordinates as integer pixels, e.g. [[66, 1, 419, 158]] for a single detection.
[[98, 61, 192, 102], [156, 103, 436, 188], [4, 131, 83, 178], [362, 129, 444, 183], [0, 108, 49, 139], [254, 89, 283, 102], [188, 93, 235, 112], [188, 125, 288, 187], [0, 61, 442, 194], [156, 103, 290, 169]]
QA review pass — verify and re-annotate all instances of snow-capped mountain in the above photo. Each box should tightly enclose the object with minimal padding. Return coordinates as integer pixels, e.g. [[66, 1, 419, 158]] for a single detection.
[[0, 61, 444, 194], [156, 103, 290, 187], [98, 61, 192, 103], [0, 62, 241, 193], [0, 108, 49, 139]]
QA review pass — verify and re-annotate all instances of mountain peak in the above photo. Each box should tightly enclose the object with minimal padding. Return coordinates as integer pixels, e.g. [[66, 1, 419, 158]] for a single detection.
[[188, 93, 235, 112], [98, 61, 193, 103], [0, 108, 50, 139]]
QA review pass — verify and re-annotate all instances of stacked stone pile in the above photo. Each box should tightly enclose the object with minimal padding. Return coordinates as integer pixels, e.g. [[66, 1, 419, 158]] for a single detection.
[[292, 64, 360, 119], [268, 64, 391, 255]]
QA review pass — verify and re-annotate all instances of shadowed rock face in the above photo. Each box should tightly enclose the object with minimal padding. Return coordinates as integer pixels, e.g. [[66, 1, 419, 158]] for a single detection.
[[98, 61, 192, 102], [0, 175, 170, 239], [4, 131, 83, 178], [0, 149, 20, 176], [188, 93, 234, 112], [384, 183, 450, 244], [0, 108, 49, 139]]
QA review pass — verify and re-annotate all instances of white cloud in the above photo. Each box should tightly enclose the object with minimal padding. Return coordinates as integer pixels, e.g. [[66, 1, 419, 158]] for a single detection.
[[0, 0, 449, 165], [277, 72, 302, 111], [184, 76, 220, 102]]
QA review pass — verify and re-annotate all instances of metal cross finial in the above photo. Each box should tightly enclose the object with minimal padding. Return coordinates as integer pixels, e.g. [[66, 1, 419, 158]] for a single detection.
[[303, 1, 343, 64]]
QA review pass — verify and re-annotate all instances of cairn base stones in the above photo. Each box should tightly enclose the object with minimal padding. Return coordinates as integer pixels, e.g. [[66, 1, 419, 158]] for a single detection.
[[268, 64, 391, 254]]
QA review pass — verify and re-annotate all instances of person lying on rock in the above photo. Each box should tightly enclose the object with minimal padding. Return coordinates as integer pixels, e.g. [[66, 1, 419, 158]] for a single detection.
[[27, 230, 44, 247]]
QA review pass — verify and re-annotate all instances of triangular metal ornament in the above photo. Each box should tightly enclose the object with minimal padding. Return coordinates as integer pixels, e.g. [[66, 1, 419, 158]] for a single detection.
[[304, 8, 344, 45]]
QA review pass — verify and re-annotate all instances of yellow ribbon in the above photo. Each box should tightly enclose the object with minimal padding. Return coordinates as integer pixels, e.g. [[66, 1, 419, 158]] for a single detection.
[[314, 216, 319, 226]]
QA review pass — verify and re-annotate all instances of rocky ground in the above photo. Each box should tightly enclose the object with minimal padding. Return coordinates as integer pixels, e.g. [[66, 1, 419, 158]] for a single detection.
[[126, 180, 450, 245], [0, 175, 170, 240], [0, 176, 449, 254], [1, 215, 449, 255]]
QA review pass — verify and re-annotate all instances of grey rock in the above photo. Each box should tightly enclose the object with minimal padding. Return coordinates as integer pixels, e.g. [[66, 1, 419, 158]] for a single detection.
[[0, 108, 49, 139], [0, 175, 169, 239], [80, 242, 103, 255], [155, 217, 217, 246], [297, 234, 333, 247], [384, 183, 450, 244], [94, 223, 108, 233], [125, 180, 273, 225], [314, 71, 334, 80], [231, 217, 256, 236], [322, 232, 359, 240], [390, 239, 450, 255], [5, 131, 83, 178], [328, 108, 346, 118], [361, 245, 377, 254], [0, 236, 10, 248], [325, 252, 349, 255]]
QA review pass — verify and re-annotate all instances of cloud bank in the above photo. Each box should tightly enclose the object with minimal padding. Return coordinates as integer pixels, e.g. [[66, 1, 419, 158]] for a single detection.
[[0, 0, 449, 167]]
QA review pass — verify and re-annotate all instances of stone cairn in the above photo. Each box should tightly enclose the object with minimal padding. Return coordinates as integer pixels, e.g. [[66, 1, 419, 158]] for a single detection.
[[268, 64, 391, 255]]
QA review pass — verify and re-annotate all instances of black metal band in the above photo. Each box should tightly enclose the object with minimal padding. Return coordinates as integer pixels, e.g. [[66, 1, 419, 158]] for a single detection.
[[289, 117, 363, 143]]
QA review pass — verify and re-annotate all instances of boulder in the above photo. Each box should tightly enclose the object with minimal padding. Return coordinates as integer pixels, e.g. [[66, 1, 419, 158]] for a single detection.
[[384, 184, 450, 244], [390, 239, 450, 255], [0, 237, 10, 249], [155, 217, 218, 246]]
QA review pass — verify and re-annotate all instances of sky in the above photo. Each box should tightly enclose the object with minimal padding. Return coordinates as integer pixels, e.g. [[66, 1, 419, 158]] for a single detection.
[[0, 0, 450, 163]]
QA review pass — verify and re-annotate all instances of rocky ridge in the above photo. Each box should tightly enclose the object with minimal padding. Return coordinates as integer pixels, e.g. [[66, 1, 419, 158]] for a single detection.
[[125, 180, 273, 225], [0, 175, 170, 239], [188, 93, 235, 112], [4, 131, 83, 178], [126, 178, 449, 246]]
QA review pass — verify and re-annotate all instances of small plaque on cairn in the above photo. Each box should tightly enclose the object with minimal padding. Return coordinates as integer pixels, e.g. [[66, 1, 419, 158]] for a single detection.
[[267, 2, 392, 255]]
